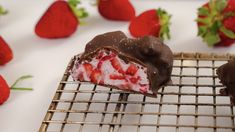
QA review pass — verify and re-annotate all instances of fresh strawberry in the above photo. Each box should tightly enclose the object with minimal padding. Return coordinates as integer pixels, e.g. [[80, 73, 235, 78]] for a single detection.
[[0, 36, 13, 65], [126, 64, 138, 76], [109, 74, 125, 80], [98, 0, 135, 21], [197, 0, 235, 47], [0, 75, 33, 105], [35, 0, 88, 38], [110, 58, 125, 74], [83, 63, 93, 77], [90, 69, 102, 84], [0, 5, 7, 16], [0, 75, 10, 105], [129, 9, 171, 40]]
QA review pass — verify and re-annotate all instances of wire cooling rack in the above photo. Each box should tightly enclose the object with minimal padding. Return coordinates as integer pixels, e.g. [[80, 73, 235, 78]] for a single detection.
[[39, 53, 235, 132]]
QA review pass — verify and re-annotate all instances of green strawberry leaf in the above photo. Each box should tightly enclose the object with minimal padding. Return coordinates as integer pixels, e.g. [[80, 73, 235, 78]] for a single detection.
[[203, 31, 221, 46], [220, 26, 235, 39], [68, 0, 88, 19], [215, 0, 227, 12], [196, 17, 211, 25], [0, 5, 7, 15], [198, 26, 207, 36], [198, 7, 210, 16], [209, 0, 217, 14], [157, 8, 171, 40], [11, 75, 33, 91], [211, 21, 221, 33]]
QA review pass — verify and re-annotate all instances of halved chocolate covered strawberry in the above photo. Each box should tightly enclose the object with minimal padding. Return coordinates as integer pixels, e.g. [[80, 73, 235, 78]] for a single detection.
[[71, 31, 173, 97]]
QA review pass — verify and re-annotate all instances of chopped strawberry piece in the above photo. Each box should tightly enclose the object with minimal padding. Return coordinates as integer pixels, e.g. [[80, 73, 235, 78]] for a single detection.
[[140, 86, 147, 93], [129, 76, 140, 84], [120, 83, 132, 90], [83, 63, 93, 77], [96, 52, 104, 59], [77, 73, 84, 81], [110, 58, 125, 74], [97, 54, 116, 69], [90, 69, 102, 84], [99, 80, 104, 85], [126, 64, 138, 75], [110, 74, 125, 80]]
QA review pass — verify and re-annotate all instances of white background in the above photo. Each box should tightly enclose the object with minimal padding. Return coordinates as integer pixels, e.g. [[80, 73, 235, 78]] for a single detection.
[[0, 0, 235, 132]]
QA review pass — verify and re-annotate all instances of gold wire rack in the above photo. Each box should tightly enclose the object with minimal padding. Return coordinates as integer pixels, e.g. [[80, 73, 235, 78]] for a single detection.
[[39, 52, 235, 132]]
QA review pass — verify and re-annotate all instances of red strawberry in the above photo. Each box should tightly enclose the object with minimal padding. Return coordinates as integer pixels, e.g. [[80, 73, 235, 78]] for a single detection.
[[0, 75, 10, 105], [110, 58, 125, 74], [0, 75, 33, 105], [197, 0, 235, 47], [126, 64, 138, 76], [83, 63, 93, 77], [109, 74, 125, 80], [0, 36, 13, 65], [96, 52, 104, 59], [98, 0, 135, 21], [97, 54, 115, 69], [35, 0, 88, 38], [129, 9, 171, 40], [90, 69, 102, 84]]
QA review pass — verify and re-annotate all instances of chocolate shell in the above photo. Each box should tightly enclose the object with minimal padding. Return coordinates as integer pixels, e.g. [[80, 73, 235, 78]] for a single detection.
[[217, 59, 235, 104]]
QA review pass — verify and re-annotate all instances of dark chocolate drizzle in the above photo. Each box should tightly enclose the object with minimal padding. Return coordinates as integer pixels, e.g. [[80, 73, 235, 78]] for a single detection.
[[217, 59, 235, 104], [81, 31, 173, 94]]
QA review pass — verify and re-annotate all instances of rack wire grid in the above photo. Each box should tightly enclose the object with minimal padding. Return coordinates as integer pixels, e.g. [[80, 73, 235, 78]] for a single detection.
[[39, 52, 235, 132]]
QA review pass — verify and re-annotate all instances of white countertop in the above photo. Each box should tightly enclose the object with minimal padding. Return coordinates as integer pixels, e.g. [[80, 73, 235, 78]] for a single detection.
[[0, 0, 235, 132]]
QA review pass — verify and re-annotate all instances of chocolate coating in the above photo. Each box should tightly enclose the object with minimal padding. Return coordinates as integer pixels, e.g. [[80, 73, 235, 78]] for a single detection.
[[217, 59, 235, 104], [81, 31, 173, 95]]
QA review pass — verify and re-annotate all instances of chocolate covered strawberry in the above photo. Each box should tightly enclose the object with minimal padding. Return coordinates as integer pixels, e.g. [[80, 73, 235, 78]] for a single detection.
[[98, 0, 135, 21], [35, 0, 88, 38], [129, 9, 171, 40], [0, 36, 13, 65], [197, 0, 235, 47], [0, 75, 33, 105], [0, 5, 7, 16]]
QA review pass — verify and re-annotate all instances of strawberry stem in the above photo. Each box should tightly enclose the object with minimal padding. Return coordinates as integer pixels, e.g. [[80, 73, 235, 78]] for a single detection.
[[11, 87, 33, 91], [68, 0, 88, 19], [0, 5, 7, 16], [10, 75, 33, 91]]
